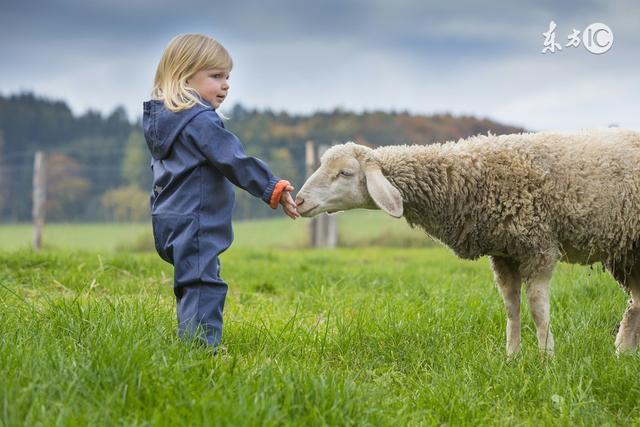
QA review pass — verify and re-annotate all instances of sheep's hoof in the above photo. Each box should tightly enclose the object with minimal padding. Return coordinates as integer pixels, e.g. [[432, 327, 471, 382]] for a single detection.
[[506, 353, 519, 362], [611, 322, 620, 337], [507, 347, 520, 358], [615, 345, 638, 357], [539, 348, 555, 357], [505, 346, 521, 360]]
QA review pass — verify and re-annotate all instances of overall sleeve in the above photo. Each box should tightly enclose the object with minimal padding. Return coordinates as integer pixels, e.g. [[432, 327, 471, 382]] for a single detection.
[[187, 111, 289, 208]]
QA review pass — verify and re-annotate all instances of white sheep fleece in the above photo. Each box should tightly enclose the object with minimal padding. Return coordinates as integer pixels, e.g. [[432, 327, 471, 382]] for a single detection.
[[313, 128, 640, 355]]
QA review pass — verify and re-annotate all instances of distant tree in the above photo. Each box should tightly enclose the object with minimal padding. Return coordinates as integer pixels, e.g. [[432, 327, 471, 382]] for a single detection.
[[121, 130, 150, 189], [0, 130, 9, 215], [101, 185, 149, 222], [104, 106, 131, 140], [0, 93, 137, 221], [66, 135, 127, 194], [0, 92, 526, 222], [269, 147, 299, 184], [45, 154, 92, 221]]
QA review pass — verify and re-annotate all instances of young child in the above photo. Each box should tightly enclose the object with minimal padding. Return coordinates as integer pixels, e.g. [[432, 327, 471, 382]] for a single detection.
[[142, 33, 299, 349]]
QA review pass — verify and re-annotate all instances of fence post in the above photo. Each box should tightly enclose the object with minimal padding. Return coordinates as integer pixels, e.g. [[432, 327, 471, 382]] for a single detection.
[[305, 142, 337, 248], [32, 151, 46, 250], [305, 141, 318, 247]]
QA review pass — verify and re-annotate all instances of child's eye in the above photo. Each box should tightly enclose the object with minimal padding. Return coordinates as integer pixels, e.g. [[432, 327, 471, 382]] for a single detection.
[[210, 73, 230, 80]]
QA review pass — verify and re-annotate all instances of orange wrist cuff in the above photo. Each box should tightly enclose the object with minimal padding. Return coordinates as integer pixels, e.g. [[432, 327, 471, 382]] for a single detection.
[[269, 180, 291, 209]]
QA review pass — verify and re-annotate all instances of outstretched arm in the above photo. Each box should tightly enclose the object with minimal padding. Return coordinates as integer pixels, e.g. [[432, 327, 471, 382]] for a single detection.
[[188, 112, 293, 209]]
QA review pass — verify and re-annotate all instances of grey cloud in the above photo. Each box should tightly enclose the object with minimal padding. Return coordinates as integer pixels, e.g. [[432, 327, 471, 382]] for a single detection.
[[0, 0, 637, 131]]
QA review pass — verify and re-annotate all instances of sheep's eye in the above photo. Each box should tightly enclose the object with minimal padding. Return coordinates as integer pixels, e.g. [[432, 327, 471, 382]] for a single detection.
[[339, 170, 353, 177]]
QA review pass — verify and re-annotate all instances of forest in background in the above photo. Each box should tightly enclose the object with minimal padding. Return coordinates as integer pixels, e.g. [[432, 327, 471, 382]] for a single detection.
[[0, 92, 524, 222]]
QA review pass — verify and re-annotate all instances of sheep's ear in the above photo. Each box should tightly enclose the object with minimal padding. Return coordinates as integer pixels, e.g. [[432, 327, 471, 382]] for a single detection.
[[365, 165, 403, 218]]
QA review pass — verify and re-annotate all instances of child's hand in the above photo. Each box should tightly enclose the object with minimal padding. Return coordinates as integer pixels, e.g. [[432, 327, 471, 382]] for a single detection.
[[280, 184, 300, 219]]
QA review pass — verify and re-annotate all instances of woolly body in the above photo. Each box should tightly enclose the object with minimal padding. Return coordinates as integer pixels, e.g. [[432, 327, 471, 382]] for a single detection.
[[306, 129, 640, 355], [368, 129, 640, 282]]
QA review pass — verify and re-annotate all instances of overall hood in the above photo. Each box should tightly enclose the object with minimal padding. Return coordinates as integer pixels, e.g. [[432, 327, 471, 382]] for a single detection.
[[142, 99, 214, 160]]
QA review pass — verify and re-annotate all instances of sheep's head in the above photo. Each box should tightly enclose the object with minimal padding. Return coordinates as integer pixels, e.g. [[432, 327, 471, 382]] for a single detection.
[[295, 142, 403, 218]]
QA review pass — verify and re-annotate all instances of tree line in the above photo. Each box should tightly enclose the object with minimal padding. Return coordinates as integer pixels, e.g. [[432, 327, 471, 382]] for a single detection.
[[0, 92, 524, 222]]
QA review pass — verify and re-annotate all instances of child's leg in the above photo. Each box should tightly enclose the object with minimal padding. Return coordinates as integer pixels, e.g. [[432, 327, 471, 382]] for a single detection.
[[176, 282, 227, 347], [174, 257, 227, 348]]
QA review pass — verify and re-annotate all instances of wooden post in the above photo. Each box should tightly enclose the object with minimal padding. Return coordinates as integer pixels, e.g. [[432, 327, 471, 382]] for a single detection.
[[305, 141, 318, 247], [326, 209, 338, 248], [325, 141, 339, 248], [316, 144, 335, 248], [32, 151, 46, 250], [305, 142, 338, 248]]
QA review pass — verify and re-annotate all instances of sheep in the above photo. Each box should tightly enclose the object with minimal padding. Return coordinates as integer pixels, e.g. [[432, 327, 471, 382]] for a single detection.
[[295, 129, 640, 356]]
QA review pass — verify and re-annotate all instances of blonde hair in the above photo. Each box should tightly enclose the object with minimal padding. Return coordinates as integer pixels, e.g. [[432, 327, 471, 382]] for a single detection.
[[151, 34, 233, 112]]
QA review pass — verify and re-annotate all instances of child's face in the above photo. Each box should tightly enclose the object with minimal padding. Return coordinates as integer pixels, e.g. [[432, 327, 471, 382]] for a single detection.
[[186, 68, 230, 108]]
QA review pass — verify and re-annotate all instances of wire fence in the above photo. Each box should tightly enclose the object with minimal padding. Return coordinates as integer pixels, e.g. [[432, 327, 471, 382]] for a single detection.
[[0, 145, 312, 223]]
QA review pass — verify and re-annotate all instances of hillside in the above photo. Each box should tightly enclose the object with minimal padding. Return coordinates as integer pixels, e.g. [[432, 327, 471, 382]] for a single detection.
[[0, 92, 524, 221]]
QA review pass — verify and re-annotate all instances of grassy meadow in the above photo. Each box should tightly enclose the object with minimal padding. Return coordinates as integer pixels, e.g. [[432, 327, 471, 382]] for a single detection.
[[0, 210, 435, 252], [1, 211, 639, 425]]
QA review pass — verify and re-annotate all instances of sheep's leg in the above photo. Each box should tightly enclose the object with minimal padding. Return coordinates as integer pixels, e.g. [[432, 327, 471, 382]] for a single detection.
[[614, 265, 640, 354], [522, 256, 556, 354], [616, 292, 640, 354], [490, 256, 522, 356]]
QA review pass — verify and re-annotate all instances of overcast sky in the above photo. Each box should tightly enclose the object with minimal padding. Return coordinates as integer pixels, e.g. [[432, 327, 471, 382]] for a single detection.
[[1, 0, 638, 132]]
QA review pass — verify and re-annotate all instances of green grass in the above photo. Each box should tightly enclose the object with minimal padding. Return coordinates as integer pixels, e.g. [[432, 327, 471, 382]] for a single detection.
[[1, 245, 639, 425], [0, 210, 436, 252], [0, 222, 152, 251]]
